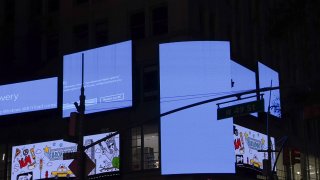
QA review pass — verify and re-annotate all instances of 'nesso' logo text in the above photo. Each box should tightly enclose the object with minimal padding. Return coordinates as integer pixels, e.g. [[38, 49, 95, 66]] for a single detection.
[[0, 93, 19, 102]]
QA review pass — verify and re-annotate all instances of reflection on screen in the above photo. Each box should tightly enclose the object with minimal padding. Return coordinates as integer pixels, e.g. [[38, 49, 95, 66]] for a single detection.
[[0, 77, 57, 116], [63, 41, 132, 117], [160, 41, 235, 174], [258, 62, 281, 118]]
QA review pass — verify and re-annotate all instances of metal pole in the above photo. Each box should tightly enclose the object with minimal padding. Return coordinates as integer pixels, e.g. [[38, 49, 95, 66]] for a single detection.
[[267, 80, 273, 180], [77, 53, 86, 180]]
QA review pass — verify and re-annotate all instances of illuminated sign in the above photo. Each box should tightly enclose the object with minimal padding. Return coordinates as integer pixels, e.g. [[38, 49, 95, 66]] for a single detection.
[[84, 132, 120, 175], [234, 124, 275, 170], [160, 41, 235, 174], [11, 140, 77, 180], [0, 77, 57, 116], [63, 41, 132, 117]]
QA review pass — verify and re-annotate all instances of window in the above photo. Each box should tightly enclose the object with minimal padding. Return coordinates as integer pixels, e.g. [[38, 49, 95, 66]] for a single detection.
[[29, 0, 43, 18], [143, 65, 159, 101], [73, 24, 88, 51], [131, 127, 142, 171], [130, 11, 145, 39], [95, 21, 108, 47], [48, 0, 59, 12], [152, 6, 168, 36], [4, 0, 15, 23], [130, 123, 159, 171], [143, 124, 159, 169], [74, 0, 88, 5], [47, 33, 59, 59]]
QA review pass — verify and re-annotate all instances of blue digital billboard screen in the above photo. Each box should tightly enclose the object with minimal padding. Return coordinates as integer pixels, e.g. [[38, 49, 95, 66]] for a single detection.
[[258, 62, 281, 118], [231, 60, 257, 117], [160, 41, 235, 174], [63, 41, 132, 117], [0, 77, 58, 116]]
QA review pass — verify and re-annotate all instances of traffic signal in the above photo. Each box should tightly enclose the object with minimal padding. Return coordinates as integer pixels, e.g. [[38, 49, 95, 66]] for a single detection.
[[69, 112, 79, 137], [291, 148, 301, 164]]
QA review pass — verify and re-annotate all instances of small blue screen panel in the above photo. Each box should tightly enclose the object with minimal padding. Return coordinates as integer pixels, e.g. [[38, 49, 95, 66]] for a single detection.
[[63, 41, 132, 117], [230, 60, 257, 117], [160, 41, 235, 174], [0, 77, 58, 116], [258, 62, 281, 118]]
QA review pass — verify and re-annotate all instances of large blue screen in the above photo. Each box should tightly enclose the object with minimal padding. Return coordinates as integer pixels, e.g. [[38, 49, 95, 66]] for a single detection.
[[0, 77, 57, 116], [63, 41, 132, 117], [160, 41, 235, 174]]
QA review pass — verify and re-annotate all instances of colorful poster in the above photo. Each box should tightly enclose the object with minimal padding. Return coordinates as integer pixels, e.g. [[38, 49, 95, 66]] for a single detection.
[[84, 132, 120, 175], [234, 124, 275, 170], [11, 140, 77, 180]]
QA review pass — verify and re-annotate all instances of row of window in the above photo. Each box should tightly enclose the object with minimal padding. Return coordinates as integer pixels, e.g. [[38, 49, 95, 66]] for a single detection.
[[47, 6, 168, 59]]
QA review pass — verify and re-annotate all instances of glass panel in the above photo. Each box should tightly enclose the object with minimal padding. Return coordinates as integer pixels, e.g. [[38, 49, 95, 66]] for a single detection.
[[131, 127, 141, 171], [309, 155, 316, 179], [143, 124, 159, 169]]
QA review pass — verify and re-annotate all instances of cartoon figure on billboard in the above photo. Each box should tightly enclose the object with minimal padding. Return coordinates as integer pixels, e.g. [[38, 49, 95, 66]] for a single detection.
[[51, 164, 73, 178], [99, 136, 120, 172], [17, 172, 33, 180], [250, 155, 262, 168], [18, 148, 36, 170]]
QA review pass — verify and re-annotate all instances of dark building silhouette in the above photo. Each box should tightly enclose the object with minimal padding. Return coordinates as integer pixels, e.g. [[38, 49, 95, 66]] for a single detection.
[[0, 0, 320, 179]]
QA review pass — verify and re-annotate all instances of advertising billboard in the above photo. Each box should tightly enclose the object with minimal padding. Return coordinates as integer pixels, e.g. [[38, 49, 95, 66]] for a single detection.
[[0, 77, 58, 116], [234, 124, 275, 170], [258, 62, 281, 118], [84, 132, 120, 175], [63, 41, 132, 117], [11, 140, 77, 180], [160, 41, 235, 174], [230, 60, 257, 117]]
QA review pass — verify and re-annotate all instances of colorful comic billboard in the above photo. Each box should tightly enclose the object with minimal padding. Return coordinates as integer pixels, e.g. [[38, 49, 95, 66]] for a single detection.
[[63, 40, 132, 117], [84, 132, 120, 175], [11, 140, 77, 180], [234, 124, 275, 170]]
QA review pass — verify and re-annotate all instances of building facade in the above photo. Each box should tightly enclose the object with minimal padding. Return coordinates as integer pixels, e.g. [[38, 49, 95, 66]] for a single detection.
[[0, 0, 320, 179]]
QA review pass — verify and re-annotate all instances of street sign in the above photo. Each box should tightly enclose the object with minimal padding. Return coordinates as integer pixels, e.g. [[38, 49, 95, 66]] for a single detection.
[[68, 152, 96, 177], [217, 99, 264, 120]]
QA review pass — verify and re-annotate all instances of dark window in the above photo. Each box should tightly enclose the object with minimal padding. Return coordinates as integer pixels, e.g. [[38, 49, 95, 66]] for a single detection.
[[152, 6, 168, 36], [73, 24, 88, 51], [4, 0, 15, 23], [29, 0, 43, 18], [48, 0, 59, 12], [130, 11, 145, 39], [74, 0, 88, 5], [47, 33, 59, 59], [95, 21, 108, 47], [143, 66, 159, 101]]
